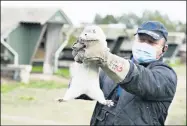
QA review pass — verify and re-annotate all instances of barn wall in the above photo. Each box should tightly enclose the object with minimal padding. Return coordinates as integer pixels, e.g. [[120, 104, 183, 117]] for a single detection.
[[7, 23, 42, 64], [7, 24, 28, 64], [28, 24, 42, 61]]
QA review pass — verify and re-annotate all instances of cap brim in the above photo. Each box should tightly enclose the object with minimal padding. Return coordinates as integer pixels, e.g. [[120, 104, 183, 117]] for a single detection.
[[135, 30, 162, 40]]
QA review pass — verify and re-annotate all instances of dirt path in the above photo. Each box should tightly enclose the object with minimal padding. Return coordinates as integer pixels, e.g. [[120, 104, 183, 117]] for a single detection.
[[1, 66, 186, 125], [1, 88, 96, 125], [1, 115, 62, 125]]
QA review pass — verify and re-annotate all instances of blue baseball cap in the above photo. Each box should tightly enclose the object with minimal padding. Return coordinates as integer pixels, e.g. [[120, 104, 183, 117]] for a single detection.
[[135, 21, 168, 41]]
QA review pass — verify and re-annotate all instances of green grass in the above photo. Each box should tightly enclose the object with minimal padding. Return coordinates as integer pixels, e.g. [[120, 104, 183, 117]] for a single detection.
[[1, 83, 21, 94], [167, 59, 183, 67], [25, 80, 68, 89], [54, 68, 70, 78], [19, 96, 36, 101], [1, 80, 68, 94], [31, 66, 43, 73], [32, 66, 70, 78]]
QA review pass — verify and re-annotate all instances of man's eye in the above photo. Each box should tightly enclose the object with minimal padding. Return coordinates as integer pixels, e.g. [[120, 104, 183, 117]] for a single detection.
[[148, 40, 156, 45], [139, 39, 145, 42]]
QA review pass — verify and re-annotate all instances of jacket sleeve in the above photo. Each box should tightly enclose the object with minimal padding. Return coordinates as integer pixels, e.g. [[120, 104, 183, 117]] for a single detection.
[[75, 68, 105, 100], [119, 60, 177, 101]]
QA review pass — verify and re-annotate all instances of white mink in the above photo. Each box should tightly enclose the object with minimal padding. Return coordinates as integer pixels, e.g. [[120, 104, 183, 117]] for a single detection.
[[58, 25, 114, 107]]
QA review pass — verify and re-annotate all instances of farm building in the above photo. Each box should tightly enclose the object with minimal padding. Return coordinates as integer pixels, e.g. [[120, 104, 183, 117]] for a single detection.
[[162, 32, 186, 63], [1, 7, 73, 75]]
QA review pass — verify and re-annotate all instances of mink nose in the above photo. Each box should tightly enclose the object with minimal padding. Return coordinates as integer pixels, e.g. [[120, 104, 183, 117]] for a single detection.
[[85, 34, 87, 36]]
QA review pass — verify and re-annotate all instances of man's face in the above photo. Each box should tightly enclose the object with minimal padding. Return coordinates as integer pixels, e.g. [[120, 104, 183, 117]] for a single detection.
[[134, 34, 168, 59]]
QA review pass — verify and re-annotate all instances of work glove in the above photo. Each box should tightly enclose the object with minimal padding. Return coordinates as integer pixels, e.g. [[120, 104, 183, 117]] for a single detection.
[[72, 25, 130, 83], [72, 38, 130, 83], [72, 39, 85, 63], [72, 38, 110, 65]]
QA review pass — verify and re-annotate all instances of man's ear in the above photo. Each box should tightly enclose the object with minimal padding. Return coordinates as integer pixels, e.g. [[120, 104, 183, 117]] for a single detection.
[[162, 44, 168, 53]]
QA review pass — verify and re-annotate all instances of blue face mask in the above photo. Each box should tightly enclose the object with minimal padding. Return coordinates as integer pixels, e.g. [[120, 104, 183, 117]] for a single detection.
[[132, 42, 158, 63]]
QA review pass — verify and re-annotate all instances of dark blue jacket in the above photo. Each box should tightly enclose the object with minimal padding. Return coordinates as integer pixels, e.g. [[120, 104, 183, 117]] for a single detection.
[[76, 57, 177, 125]]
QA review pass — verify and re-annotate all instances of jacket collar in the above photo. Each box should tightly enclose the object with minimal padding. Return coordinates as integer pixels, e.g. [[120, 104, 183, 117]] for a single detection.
[[130, 55, 163, 67]]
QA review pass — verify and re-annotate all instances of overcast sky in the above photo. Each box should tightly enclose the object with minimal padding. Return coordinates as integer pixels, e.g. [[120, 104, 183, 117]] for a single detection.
[[1, 1, 186, 25]]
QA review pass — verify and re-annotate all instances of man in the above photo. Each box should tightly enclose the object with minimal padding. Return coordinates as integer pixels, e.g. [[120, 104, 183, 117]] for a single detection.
[[71, 21, 177, 125]]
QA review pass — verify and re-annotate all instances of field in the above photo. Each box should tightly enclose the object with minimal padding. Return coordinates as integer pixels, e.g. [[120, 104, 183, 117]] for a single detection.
[[165, 65, 186, 125], [1, 65, 186, 125]]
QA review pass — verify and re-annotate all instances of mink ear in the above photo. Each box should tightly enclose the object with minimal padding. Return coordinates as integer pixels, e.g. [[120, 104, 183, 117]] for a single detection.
[[93, 29, 96, 33]]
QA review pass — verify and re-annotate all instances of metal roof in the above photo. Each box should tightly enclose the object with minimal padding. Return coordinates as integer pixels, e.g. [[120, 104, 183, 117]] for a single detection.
[[1, 7, 73, 35]]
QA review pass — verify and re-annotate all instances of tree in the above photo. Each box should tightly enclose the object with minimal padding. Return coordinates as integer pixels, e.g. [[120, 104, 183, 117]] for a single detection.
[[93, 14, 118, 24], [118, 13, 140, 29], [93, 14, 103, 24], [101, 15, 118, 24], [92, 10, 186, 32], [140, 10, 177, 31]]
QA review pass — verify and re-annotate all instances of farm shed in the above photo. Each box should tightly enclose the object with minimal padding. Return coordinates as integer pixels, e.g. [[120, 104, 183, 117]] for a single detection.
[[163, 32, 186, 63], [1, 7, 73, 75]]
